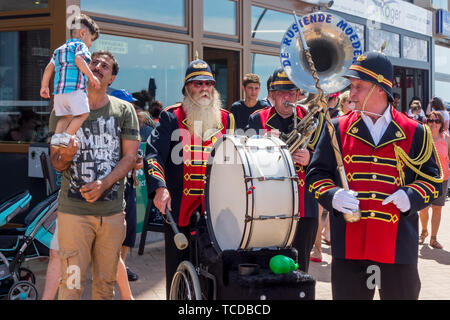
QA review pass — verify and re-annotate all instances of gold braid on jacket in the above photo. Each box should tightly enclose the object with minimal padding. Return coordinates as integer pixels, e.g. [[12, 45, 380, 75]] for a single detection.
[[393, 125, 444, 186]]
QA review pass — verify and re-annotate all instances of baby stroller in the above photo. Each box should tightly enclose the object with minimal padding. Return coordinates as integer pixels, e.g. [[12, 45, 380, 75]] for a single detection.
[[0, 190, 58, 300]]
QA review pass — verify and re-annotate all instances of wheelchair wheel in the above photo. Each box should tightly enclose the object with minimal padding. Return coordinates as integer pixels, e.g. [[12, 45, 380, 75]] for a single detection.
[[169, 261, 202, 300], [8, 281, 38, 300]]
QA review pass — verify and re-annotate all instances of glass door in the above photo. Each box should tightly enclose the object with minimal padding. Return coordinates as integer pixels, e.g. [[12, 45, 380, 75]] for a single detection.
[[203, 47, 239, 110]]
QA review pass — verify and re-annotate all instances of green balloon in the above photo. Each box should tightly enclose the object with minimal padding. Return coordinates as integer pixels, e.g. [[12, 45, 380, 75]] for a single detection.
[[269, 255, 299, 274]]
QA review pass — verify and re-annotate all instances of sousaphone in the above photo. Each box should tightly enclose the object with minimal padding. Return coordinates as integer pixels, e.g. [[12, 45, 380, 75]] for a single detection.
[[280, 11, 363, 94]]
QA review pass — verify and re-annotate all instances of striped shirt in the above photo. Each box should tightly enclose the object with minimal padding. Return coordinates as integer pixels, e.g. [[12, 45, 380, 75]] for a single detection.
[[50, 38, 91, 95]]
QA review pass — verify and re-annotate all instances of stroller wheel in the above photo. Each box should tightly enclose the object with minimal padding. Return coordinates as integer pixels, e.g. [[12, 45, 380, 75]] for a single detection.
[[8, 281, 38, 300], [18, 268, 36, 284]]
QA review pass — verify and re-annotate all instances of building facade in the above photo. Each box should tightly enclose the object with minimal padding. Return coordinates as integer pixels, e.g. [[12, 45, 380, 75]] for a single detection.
[[0, 0, 448, 208]]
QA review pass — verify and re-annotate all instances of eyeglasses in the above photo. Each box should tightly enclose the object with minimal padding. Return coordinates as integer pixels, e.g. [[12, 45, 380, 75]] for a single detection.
[[192, 80, 215, 88], [427, 119, 441, 124]]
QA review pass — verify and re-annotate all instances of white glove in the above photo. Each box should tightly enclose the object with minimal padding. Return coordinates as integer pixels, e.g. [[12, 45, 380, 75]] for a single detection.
[[332, 188, 359, 214], [382, 189, 411, 212]]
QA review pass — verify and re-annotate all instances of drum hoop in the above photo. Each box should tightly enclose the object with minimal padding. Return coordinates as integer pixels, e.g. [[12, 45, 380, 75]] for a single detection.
[[204, 136, 224, 255]]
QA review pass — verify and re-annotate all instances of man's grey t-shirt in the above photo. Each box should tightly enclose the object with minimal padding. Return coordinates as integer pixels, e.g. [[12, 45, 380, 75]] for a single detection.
[[49, 95, 140, 216]]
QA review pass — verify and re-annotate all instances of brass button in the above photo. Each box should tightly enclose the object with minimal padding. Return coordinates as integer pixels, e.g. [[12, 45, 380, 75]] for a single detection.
[[373, 157, 378, 163], [372, 174, 377, 179], [371, 193, 376, 198], [370, 212, 376, 217]]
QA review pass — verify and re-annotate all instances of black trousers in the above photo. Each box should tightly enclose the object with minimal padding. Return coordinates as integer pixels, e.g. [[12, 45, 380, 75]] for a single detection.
[[164, 222, 192, 299], [291, 217, 318, 273], [331, 258, 421, 300]]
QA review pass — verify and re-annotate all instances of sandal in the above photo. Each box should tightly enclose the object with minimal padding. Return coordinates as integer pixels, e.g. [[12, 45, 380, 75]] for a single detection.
[[418, 230, 428, 245], [430, 236, 443, 249], [310, 247, 323, 263]]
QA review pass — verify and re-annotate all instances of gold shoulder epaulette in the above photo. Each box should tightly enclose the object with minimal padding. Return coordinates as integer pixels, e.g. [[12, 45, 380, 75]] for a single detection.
[[393, 125, 443, 185]]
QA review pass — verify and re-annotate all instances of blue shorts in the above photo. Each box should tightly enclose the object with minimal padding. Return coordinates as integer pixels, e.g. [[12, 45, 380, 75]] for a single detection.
[[123, 177, 137, 247]]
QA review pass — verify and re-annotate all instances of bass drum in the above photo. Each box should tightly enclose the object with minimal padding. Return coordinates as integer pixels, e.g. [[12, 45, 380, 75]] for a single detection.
[[205, 134, 299, 253]]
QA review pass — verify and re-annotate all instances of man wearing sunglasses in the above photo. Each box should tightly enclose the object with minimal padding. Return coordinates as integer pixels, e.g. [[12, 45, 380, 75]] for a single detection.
[[144, 58, 235, 298], [306, 51, 442, 299], [246, 67, 320, 274]]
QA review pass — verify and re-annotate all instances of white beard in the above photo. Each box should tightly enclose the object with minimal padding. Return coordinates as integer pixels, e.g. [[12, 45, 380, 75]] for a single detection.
[[183, 89, 222, 141]]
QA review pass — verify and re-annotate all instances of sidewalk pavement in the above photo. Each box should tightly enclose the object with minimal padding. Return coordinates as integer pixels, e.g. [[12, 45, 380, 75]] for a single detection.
[[25, 199, 450, 300]]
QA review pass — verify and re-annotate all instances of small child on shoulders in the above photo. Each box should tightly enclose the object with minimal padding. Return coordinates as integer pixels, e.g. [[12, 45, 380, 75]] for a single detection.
[[40, 14, 100, 147]]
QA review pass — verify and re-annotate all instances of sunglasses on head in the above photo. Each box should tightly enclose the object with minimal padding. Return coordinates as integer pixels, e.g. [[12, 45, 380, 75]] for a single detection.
[[427, 119, 441, 124], [192, 80, 215, 88]]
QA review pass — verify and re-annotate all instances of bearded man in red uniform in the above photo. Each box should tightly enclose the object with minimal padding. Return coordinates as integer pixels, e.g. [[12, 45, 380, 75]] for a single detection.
[[144, 59, 234, 298], [306, 51, 442, 300]]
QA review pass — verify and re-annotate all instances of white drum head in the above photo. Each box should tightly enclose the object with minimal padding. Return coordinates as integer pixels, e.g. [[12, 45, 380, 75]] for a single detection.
[[206, 136, 247, 251]]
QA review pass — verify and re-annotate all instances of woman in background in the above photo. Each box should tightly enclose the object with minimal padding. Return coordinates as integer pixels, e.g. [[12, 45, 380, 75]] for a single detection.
[[418, 111, 449, 249]]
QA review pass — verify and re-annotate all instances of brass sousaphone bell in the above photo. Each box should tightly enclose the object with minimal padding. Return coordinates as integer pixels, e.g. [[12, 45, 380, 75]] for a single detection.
[[279, 11, 363, 223], [280, 11, 362, 94]]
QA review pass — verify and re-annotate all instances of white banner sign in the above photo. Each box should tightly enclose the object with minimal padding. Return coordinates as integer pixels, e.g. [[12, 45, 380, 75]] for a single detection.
[[93, 39, 128, 55], [332, 0, 432, 36]]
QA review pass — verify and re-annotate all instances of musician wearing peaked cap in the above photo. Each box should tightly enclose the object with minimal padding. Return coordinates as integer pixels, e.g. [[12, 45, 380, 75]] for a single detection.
[[144, 58, 234, 298], [306, 51, 442, 300], [246, 67, 321, 273]]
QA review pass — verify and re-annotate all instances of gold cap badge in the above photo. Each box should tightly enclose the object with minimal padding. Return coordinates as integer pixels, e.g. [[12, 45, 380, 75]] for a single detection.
[[356, 55, 367, 62], [277, 71, 288, 78], [193, 62, 208, 69]]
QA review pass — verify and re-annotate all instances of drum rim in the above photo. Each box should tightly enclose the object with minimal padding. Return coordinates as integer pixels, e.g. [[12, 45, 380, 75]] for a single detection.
[[204, 134, 253, 254]]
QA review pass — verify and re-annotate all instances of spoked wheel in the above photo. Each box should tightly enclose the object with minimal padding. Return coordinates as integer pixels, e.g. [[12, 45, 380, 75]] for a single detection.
[[8, 281, 38, 300], [18, 268, 36, 284], [169, 261, 202, 300]]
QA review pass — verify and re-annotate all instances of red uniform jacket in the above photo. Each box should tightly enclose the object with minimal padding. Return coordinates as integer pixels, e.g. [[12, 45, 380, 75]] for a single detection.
[[306, 107, 442, 264], [144, 104, 234, 227]]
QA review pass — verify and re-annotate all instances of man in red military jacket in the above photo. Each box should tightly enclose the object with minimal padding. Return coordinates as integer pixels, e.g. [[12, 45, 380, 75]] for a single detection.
[[247, 67, 321, 273], [144, 59, 234, 298], [306, 51, 442, 299]]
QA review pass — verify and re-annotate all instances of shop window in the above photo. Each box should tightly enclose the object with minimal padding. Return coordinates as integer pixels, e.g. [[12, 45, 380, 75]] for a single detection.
[[81, 0, 185, 27], [0, 0, 48, 12], [0, 30, 50, 143], [435, 45, 450, 75], [435, 81, 450, 106], [203, 0, 237, 35], [403, 36, 428, 62], [368, 28, 399, 58], [251, 53, 281, 99], [435, 45, 450, 106], [251, 6, 292, 43], [432, 0, 448, 10], [91, 34, 188, 108]]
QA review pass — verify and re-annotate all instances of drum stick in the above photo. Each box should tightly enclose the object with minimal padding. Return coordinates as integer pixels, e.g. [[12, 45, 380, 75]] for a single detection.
[[165, 208, 189, 250]]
